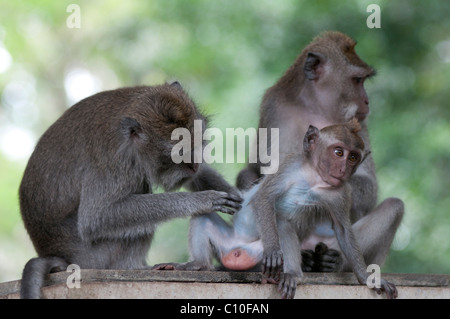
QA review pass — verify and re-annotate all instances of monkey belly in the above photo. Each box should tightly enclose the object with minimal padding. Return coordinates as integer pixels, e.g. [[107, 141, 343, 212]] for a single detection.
[[221, 248, 259, 271], [301, 223, 338, 251]]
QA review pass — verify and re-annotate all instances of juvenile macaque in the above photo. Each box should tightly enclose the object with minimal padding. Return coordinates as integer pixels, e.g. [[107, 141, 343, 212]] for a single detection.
[[156, 120, 398, 299], [19, 82, 242, 299], [236, 31, 404, 271]]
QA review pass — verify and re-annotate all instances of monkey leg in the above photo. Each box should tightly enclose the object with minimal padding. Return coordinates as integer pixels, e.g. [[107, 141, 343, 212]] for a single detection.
[[337, 197, 404, 271], [352, 197, 404, 267], [301, 198, 403, 272], [188, 212, 237, 269], [189, 213, 262, 271], [153, 213, 234, 271]]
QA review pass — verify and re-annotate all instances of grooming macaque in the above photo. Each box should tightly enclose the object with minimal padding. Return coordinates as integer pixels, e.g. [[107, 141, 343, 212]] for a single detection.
[[236, 31, 404, 271], [19, 82, 242, 299], [155, 120, 398, 299]]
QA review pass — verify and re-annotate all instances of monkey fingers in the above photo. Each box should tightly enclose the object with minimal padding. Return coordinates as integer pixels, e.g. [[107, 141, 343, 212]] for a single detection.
[[301, 250, 315, 272], [313, 242, 342, 272], [314, 242, 329, 255], [277, 272, 298, 299], [319, 249, 341, 272], [314, 252, 341, 272], [261, 250, 283, 282], [375, 279, 398, 299], [226, 192, 244, 204], [151, 263, 178, 270], [211, 191, 243, 215], [261, 276, 278, 285], [151, 261, 210, 271]]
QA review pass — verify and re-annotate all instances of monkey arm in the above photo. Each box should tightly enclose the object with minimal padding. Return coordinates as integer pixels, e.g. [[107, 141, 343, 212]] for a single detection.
[[331, 217, 368, 284], [78, 174, 241, 242], [323, 189, 368, 284], [276, 218, 303, 299], [78, 192, 199, 239], [349, 168, 378, 222], [349, 127, 378, 222]]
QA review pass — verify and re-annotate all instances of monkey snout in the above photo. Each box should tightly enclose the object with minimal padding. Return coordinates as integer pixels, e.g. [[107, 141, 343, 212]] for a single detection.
[[356, 103, 370, 121], [338, 165, 347, 176], [362, 92, 369, 106]]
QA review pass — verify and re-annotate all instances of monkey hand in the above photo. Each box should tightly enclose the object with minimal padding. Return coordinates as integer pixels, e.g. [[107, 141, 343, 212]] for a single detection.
[[222, 185, 244, 202], [278, 272, 301, 299], [301, 249, 315, 272], [261, 249, 283, 283], [301, 242, 342, 272], [374, 278, 398, 299], [314, 242, 342, 272], [195, 190, 243, 215], [315, 246, 341, 272]]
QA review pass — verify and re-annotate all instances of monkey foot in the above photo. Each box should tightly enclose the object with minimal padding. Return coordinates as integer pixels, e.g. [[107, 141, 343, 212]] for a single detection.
[[221, 248, 258, 271], [151, 263, 179, 270], [152, 261, 213, 271], [261, 275, 279, 284]]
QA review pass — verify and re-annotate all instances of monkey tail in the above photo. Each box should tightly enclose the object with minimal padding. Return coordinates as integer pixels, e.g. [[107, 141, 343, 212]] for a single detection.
[[20, 256, 69, 299]]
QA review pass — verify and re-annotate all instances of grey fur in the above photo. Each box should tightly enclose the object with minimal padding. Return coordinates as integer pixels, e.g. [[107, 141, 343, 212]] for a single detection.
[[19, 83, 242, 298], [235, 32, 404, 271], [175, 124, 398, 299]]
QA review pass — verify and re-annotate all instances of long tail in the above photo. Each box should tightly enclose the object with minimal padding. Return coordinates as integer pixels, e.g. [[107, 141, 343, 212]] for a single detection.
[[20, 256, 69, 299]]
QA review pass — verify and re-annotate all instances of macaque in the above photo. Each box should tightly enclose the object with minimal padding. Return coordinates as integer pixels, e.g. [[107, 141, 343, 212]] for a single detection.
[[19, 82, 242, 299], [236, 31, 404, 271], [154, 120, 398, 299]]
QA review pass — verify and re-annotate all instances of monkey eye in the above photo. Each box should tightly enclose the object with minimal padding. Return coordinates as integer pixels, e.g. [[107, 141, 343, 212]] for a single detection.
[[348, 152, 360, 163], [353, 77, 363, 84], [334, 147, 344, 157]]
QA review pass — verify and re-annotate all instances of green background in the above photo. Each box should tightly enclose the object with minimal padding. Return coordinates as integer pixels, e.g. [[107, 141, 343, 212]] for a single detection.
[[0, 0, 449, 282]]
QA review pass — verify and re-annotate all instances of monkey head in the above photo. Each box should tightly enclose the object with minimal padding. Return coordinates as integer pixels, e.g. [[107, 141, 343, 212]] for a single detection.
[[303, 118, 365, 188], [301, 31, 376, 122], [118, 81, 207, 191]]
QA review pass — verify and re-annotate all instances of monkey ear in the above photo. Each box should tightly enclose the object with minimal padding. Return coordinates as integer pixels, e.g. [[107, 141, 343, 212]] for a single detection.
[[120, 117, 142, 140], [361, 149, 371, 164], [304, 52, 326, 80], [170, 81, 183, 90], [303, 125, 320, 153]]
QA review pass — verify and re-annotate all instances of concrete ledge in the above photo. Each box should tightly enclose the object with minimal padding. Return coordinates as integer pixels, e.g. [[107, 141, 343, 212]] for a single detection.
[[1, 270, 449, 299]]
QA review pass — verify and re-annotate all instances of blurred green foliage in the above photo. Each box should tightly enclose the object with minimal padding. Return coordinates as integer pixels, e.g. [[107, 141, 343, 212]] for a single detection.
[[0, 0, 449, 282]]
